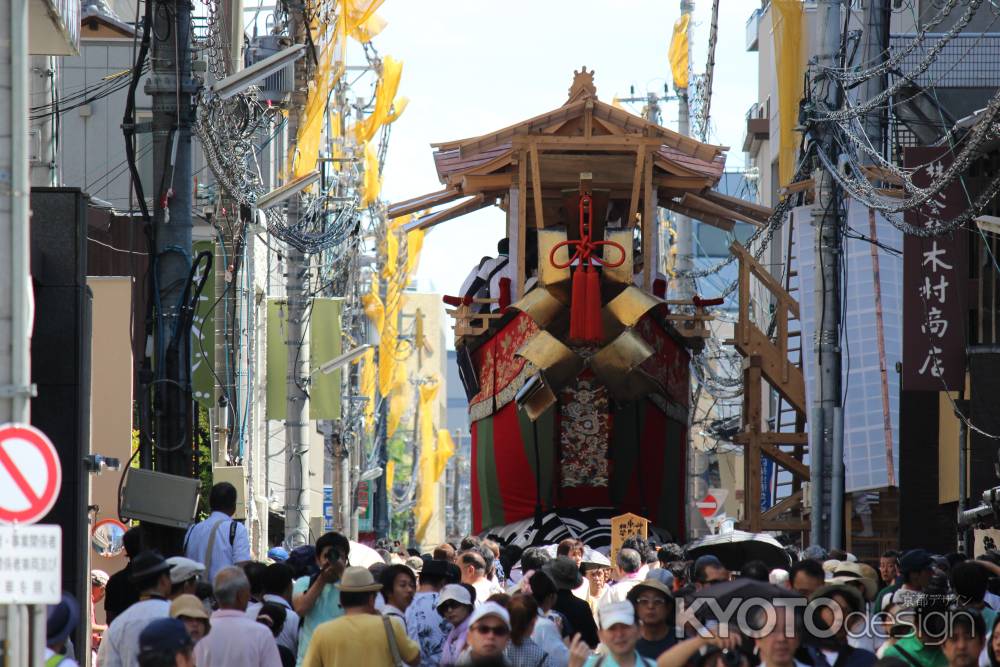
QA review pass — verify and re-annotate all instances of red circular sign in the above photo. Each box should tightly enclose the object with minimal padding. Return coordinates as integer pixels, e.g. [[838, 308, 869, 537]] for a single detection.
[[697, 494, 718, 518], [0, 424, 62, 524]]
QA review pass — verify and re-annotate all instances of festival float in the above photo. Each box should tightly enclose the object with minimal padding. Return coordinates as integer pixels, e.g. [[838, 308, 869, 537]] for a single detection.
[[389, 70, 765, 548]]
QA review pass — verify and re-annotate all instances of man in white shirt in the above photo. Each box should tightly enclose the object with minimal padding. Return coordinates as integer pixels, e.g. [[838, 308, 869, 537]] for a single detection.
[[97, 551, 174, 667], [598, 549, 645, 606], [248, 562, 300, 655], [460, 550, 502, 604], [183, 482, 251, 582]]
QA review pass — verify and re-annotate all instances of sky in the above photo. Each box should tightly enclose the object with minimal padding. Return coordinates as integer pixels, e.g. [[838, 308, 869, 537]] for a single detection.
[[372, 0, 760, 296]]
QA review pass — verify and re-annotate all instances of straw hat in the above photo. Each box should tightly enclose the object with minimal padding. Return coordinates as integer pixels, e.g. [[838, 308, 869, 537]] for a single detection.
[[335, 566, 382, 593]]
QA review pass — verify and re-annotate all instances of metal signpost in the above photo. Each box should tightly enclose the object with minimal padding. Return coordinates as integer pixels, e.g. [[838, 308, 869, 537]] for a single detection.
[[0, 423, 64, 667]]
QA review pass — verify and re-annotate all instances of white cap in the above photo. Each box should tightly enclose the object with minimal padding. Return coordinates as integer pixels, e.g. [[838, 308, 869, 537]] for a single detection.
[[165, 557, 205, 585], [597, 601, 635, 630], [91, 569, 110, 586], [436, 583, 473, 610], [468, 601, 511, 630]]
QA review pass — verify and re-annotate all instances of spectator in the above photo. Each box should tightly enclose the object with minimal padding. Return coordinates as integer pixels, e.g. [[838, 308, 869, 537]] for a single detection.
[[439, 583, 477, 666], [463, 602, 512, 665], [504, 594, 555, 667], [243, 561, 269, 615], [165, 557, 205, 599], [882, 596, 949, 667], [47, 592, 80, 667], [436, 543, 458, 563], [571, 601, 651, 667], [292, 531, 350, 666], [528, 570, 572, 661], [949, 562, 997, 628], [546, 557, 599, 648], [137, 618, 195, 667], [509, 547, 552, 594], [97, 551, 174, 667], [600, 549, 646, 604], [692, 555, 730, 591], [406, 559, 454, 667], [193, 566, 281, 666], [941, 608, 985, 667], [557, 540, 590, 601], [751, 603, 802, 667], [581, 562, 610, 615], [257, 602, 295, 667], [622, 537, 652, 577], [91, 570, 109, 649], [806, 583, 877, 667], [103, 527, 143, 624], [740, 560, 770, 582], [789, 559, 825, 598], [258, 562, 300, 656], [183, 482, 251, 582], [885, 550, 936, 611], [982, 612, 1000, 667], [169, 594, 210, 644], [462, 550, 503, 602], [484, 540, 506, 587], [301, 566, 419, 666], [381, 563, 418, 621], [267, 547, 290, 563], [627, 577, 676, 659], [880, 550, 901, 589]]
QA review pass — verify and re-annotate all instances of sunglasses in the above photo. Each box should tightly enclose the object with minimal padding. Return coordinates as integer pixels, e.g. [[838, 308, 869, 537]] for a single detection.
[[473, 624, 509, 637], [438, 601, 462, 613]]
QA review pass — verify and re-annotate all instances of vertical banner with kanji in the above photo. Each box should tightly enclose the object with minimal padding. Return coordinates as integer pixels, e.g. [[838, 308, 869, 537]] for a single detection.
[[902, 147, 967, 391]]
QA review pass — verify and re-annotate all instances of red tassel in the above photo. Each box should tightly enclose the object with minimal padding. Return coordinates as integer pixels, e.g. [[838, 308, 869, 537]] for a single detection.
[[569, 265, 587, 340], [497, 277, 511, 310], [583, 265, 603, 342]]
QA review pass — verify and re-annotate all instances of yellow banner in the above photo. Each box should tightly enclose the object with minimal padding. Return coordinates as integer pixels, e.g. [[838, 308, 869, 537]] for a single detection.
[[414, 379, 440, 542], [668, 13, 690, 90], [773, 0, 805, 187]]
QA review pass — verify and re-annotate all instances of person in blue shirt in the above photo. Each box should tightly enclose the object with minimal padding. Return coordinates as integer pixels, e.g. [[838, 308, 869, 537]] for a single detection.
[[183, 483, 251, 582], [291, 532, 350, 667]]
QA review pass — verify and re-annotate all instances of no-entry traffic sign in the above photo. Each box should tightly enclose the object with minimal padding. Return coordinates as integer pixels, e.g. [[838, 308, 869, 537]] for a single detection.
[[697, 494, 719, 518], [0, 424, 62, 524]]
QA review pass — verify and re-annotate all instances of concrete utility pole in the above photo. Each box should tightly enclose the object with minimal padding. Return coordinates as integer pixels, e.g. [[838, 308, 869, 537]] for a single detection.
[[147, 0, 197, 481], [283, 9, 311, 547], [675, 0, 695, 299], [810, 0, 844, 549]]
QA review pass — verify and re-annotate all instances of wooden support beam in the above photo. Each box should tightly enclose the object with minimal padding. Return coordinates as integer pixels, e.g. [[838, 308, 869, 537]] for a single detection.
[[653, 175, 716, 190], [733, 432, 808, 445], [660, 198, 735, 231], [516, 150, 528, 298], [627, 149, 645, 227], [701, 189, 774, 223], [781, 178, 814, 196], [744, 359, 763, 532], [402, 194, 489, 233], [642, 149, 655, 290], [760, 443, 810, 480], [388, 188, 463, 219], [760, 489, 805, 522], [459, 173, 512, 192], [529, 143, 545, 228]]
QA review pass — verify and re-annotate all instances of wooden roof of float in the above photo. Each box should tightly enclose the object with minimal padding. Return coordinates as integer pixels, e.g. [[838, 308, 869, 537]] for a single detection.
[[390, 68, 773, 294], [390, 68, 771, 228]]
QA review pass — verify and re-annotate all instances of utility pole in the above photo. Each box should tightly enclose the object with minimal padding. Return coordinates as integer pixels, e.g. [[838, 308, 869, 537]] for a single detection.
[[810, 0, 843, 549], [674, 0, 695, 299], [147, 0, 196, 486], [283, 7, 311, 547]]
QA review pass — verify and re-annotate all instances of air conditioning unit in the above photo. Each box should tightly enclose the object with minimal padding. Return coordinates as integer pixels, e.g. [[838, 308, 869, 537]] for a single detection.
[[246, 35, 296, 104]]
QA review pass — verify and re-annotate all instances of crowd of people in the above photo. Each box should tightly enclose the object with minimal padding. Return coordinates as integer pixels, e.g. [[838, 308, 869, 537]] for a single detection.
[[42, 484, 1000, 667]]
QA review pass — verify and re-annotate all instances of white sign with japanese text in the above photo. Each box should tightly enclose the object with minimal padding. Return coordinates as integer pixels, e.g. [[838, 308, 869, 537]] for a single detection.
[[0, 524, 62, 604]]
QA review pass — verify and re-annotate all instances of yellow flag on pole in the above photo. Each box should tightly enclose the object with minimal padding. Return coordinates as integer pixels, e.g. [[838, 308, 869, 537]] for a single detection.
[[668, 13, 690, 90]]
